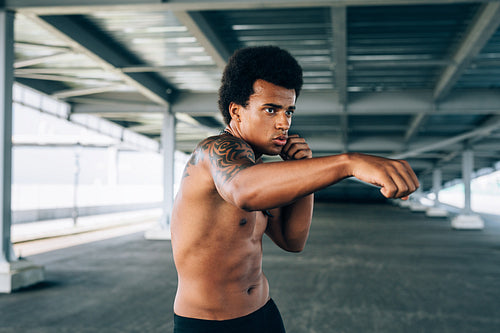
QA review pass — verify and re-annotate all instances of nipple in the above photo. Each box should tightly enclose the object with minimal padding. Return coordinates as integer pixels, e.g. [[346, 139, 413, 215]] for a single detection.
[[239, 218, 247, 226]]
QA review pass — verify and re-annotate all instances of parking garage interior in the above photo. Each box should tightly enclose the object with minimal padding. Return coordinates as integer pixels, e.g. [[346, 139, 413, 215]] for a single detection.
[[1, 1, 500, 332]]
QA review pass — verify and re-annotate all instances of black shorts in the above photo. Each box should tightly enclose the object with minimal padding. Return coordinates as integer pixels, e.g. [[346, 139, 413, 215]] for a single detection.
[[173, 298, 286, 333]]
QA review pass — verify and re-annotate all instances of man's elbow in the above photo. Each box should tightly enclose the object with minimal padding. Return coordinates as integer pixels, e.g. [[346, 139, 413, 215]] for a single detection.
[[285, 246, 305, 253], [282, 241, 306, 253]]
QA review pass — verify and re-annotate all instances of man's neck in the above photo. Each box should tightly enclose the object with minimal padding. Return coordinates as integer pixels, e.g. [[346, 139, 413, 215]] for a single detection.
[[222, 126, 263, 160]]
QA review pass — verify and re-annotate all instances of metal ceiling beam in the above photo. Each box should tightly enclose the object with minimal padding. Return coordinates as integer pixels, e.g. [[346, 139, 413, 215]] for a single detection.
[[72, 102, 165, 114], [53, 85, 128, 98], [418, 151, 461, 178], [14, 41, 71, 52], [350, 59, 452, 68], [7, 0, 492, 15], [120, 64, 217, 73], [418, 120, 500, 176], [470, 115, 500, 144], [16, 64, 217, 74], [391, 117, 500, 160], [173, 11, 230, 69], [404, 113, 427, 143], [174, 89, 500, 116], [15, 67, 104, 74], [126, 123, 161, 133], [331, 7, 347, 106], [72, 101, 220, 133], [14, 52, 68, 68], [25, 14, 176, 105], [433, 2, 500, 102], [331, 7, 348, 152], [14, 72, 121, 86]]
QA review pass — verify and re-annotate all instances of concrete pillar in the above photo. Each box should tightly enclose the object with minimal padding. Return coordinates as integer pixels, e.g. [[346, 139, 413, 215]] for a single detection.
[[0, 10, 44, 293], [462, 149, 473, 215], [409, 181, 427, 212], [72, 145, 81, 225], [426, 168, 448, 217], [451, 148, 484, 230], [145, 104, 175, 240], [432, 168, 442, 205]]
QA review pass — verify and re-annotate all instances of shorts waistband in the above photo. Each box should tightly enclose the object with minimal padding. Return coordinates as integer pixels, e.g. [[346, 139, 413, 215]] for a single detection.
[[174, 298, 276, 326]]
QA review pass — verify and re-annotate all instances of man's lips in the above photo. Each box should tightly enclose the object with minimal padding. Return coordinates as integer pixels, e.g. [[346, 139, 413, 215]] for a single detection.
[[272, 135, 288, 146]]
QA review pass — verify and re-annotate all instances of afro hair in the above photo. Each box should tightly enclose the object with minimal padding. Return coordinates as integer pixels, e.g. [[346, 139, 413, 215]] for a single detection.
[[218, 46, 303, 125]]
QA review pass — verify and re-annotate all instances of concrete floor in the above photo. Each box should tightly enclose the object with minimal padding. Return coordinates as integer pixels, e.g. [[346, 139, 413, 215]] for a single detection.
[[1, 202, 499, 332]]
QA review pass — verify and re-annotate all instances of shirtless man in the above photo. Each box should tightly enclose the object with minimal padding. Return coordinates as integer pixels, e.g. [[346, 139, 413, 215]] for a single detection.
[[171, 46, 419, 333]]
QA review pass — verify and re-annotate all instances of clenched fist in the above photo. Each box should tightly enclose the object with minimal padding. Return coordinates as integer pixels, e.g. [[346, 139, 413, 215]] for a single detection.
[[280, 134, 312, 160]]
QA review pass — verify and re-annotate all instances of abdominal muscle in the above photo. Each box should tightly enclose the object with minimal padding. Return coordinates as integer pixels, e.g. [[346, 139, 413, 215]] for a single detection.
[[171, 206, 271, 320], [174, 265, 270, 320]]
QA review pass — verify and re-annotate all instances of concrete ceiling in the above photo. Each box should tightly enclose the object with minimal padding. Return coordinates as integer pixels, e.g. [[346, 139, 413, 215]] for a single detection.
[[5, 0, 500, 197]]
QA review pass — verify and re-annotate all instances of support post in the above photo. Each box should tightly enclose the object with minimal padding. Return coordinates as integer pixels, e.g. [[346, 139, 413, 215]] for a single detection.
[[462, 150, 473, 215], [72, 145, 81, 225], [0, 10, 44, 293], [432, 168, 442, 205], [409, 180, 427, 212], [145, 104, 175, 240], [451, 148, 484, 229], [426, 168, 448, 217]]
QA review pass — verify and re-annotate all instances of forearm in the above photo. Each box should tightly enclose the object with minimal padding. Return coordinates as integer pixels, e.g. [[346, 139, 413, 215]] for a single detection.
[[224, 154, 350, 211], [280, 193, 314, 252]]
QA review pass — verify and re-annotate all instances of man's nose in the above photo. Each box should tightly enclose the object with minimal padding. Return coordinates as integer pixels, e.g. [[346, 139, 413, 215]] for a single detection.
[[276, 113, 290, 131]]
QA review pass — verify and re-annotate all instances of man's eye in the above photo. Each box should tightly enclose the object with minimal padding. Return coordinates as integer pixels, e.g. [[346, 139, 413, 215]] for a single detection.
[[265, 108, 275, 114], [285, 110, 294, 116]]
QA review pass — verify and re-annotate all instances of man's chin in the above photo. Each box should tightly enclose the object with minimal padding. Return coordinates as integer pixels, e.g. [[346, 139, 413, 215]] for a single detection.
[[265, 147, 282, 156], [255, 144, 282, 157]]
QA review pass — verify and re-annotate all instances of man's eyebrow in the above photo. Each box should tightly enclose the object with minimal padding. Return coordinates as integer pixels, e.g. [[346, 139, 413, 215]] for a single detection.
[[263, 103, 296, 110]]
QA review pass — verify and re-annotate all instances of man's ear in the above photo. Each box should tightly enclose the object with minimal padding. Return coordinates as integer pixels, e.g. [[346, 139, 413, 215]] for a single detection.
[[229, 102, 242, 122]]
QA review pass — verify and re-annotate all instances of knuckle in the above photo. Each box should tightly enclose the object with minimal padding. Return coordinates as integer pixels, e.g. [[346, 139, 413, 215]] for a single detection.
[[386, 184, 397, 196]]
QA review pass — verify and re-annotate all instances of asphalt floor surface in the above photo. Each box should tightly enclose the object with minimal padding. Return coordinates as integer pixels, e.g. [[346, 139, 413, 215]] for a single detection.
[[1, 202, 499, 332]]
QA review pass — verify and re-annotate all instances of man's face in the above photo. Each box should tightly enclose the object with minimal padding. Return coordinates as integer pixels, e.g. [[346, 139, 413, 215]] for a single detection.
[[236, 79, 296, 157]]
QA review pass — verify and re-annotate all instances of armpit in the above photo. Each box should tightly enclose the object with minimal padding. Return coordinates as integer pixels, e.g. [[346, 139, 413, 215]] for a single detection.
[[262, 210, 274, 218]]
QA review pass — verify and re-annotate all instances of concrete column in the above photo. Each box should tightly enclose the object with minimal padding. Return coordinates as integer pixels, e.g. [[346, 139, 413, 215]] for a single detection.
[[72, 146, 81, 225], [145, 104, 175, 240], [409, 179, 427, 212], [0, 9, 14, 267], [432, 168, 442, 205], [462, 149, 473, 215], [451, 148, 484, 229], [0, 10, 44, 293], [426, 168, 448, 217]]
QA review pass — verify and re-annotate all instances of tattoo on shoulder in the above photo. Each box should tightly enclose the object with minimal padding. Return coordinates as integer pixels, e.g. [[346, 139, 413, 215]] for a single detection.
[[182, 137, 213, 179], [182, 135, 256, 183], [181, 152, 199, 179], [203, 135, 256, 185]]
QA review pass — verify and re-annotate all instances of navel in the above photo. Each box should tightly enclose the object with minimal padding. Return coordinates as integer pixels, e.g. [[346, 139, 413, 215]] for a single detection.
[[239, 218, 247, 226]]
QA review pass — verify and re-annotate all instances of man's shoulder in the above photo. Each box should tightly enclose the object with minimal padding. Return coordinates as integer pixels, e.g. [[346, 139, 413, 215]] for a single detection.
[[192, 134, 256, 167], [196, 134, 253, 154], [198, 133, 247, 145]]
